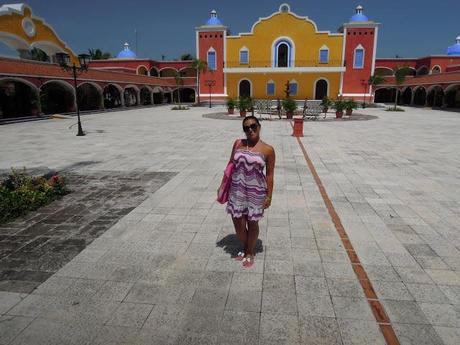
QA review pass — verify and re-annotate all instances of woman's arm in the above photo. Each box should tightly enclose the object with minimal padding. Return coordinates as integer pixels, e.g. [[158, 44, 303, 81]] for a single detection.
[[228, 139, 241, 163], [263, 146, 275, 209]]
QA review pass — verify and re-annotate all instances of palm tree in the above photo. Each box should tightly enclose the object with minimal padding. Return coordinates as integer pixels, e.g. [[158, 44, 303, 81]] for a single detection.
[[191, 59, 208, 105], [180, 53, 194, 61], [393, 66, 412, 110], [368, 75, 385, 104], [88, 48, 111, 60], [175, 71, 184, 106]]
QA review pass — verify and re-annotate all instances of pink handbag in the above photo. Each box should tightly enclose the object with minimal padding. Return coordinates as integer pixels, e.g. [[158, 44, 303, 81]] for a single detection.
[[217, 162, 234, 204]]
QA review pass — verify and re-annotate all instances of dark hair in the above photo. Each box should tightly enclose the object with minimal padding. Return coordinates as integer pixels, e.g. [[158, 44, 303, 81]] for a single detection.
[[242, 116, 261, 128]]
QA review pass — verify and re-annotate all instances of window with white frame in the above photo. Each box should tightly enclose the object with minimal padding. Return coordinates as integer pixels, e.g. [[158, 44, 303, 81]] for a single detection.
[[289, 81, 298, 96], [319, 45, 329, 64], [240, 47, 249, 64], [273, 39, 293, 67], [353, 45, 364, 69], [266, 81, 275, 96], [207, 48, 216, 70]]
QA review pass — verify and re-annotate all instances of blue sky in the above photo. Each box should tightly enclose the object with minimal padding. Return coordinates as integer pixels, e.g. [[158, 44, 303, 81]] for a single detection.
[[1, 0, 459, 60]]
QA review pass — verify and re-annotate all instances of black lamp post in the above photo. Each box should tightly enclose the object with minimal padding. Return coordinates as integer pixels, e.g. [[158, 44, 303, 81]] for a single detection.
[[204, 79, 215, 108], [56, 52, 90, 136]]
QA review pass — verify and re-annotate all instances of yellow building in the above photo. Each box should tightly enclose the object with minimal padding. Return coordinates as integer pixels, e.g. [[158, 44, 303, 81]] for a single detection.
[[197, 3, 378, 102]]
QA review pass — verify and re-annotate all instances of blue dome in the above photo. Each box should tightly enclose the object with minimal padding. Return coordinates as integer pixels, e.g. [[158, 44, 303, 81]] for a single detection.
[[447, 36, 460, 56], [117, 43, 137, 59], [350, 5, 369, 22], [205, 10, 223, 26]]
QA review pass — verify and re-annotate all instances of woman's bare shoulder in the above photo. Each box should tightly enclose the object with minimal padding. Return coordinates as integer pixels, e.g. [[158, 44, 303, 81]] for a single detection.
[[260, 141, 275, 155]]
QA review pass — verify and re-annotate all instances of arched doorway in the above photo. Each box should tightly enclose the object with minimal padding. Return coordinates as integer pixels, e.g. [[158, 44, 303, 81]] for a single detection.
[[137, 66, 148, 75], [277, 43, 289, 67], [103, 84, 122, 109], [314, 79, 328, 100], [239, 80, 251, 98], [413, 87, 427, 106], [0, 78, 38, 118], [152, 87, 164, 104], [77, 83, 102, 111], [444, 85, 460, 108], [402, 88, 412, 105], [124, 87, 138, 106], [140, 87, 152, 105], [427, 86, 444, 107], [374, 88, 396, 103], [40, 81, 75, 114]]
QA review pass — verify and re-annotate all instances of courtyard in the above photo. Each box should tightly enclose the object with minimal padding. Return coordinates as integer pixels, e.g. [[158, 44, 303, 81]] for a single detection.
[[0, 106, 459, 344]]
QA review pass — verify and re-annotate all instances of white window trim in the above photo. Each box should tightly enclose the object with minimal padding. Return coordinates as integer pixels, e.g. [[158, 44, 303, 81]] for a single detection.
[[289, 79, 298, 96], [239, 46, 249, 65], [207, 47, 217, 71], [266, 79, 276, 96], [313, 78, 330, 99], [353, 44, 365, 69], [271, 36, 295, 68], [431, 65, 442, 74], [319, 45, 329, 64]]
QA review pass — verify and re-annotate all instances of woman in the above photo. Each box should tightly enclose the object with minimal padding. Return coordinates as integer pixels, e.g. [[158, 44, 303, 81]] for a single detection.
[[225, 116, 275, 268]]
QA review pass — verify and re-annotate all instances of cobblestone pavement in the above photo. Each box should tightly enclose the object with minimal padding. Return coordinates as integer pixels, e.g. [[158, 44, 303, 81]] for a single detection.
[[0, 106, 459, 344], [0, 170, 175, 294]]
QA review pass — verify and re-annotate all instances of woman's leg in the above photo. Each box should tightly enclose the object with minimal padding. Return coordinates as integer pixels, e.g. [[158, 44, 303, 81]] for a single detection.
[[232, 216, 248, 254], [246, 220, 260, 257]]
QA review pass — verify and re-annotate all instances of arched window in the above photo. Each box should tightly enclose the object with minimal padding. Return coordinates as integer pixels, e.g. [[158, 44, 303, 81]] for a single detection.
[[431, 65, 441, 74], [239, 79, 251, 98], [319, 45, 329, 64], [266, 80, 275, 96], [354, 45, 365, 69], [240, 47, 249, 64], [289, 80, 298, 96], [273, 39, 293, 67], [315, 79, 328, 100], [207, 48, 216, 71]]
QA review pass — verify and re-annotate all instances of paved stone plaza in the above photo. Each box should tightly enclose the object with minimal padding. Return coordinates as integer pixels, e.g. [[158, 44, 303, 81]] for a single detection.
[[0, 106, 459, 345]]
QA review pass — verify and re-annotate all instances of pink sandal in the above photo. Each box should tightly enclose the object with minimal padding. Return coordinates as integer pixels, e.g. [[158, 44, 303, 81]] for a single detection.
[[235, 251, 245, 261], [243, 256, 254, 268]]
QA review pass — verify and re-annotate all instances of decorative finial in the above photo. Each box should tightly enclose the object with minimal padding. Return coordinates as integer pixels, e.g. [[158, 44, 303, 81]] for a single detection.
[[356, 5, 363, 14], [456, 36, 460, 44], [124, 42, 130, 50], [210, 10, 217, 17]]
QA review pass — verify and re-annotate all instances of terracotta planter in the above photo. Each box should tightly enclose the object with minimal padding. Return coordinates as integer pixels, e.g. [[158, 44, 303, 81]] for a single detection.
[[286, 111, 294, 119], [240, 110, 247, 117], [228, 108, 234, 115], [346, 109, 353, 116], [335, 111, 343, 118]]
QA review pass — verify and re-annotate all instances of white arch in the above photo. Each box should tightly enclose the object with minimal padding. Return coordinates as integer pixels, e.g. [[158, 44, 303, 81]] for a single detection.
[[374, 66, 394, 76], [136, 65, 149, 75], [0, 77, 39, 94], [416, 65, 429, 75], [40, 79, 74, 95], [313, 78, 330, 99], [237, 78, 252, 97], [272, 36, 295, 67], [152, 86, 164, 93], [159, 67, 178, 77], [77, 81, 103, 94], [103, 83, 123, 94], [444, 84, 460, 93], [124, 84, 140, 93], [426, 84, 444, 94], [30, 40, 66, 56], [431, 65, 442, 74], [149, 66, 159, 76]]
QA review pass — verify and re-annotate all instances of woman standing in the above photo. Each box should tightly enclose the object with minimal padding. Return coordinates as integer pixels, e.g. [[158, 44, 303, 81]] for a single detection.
[[225, 116, 275, 268]]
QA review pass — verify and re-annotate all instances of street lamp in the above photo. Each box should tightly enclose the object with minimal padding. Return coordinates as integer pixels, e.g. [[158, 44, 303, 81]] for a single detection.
[[204, 79, 215, 108], [56, 52, 90, 136]]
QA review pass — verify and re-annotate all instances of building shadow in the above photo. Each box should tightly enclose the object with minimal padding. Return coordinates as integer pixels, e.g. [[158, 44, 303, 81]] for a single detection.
[[216, 234, 263, 257]]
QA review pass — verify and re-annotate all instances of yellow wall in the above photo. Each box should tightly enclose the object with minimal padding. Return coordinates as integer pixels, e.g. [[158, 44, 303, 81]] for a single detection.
[[226, 73, 341, 100], [226, 12, 343, 68]]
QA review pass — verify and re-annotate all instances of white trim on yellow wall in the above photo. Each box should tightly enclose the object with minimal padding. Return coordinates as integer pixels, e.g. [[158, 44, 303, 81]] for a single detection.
[[224, 67, 345, 73]]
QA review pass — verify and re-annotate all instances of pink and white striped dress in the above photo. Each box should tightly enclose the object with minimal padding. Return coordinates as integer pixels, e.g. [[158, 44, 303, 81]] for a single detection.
[[226, 148, 267, 221]]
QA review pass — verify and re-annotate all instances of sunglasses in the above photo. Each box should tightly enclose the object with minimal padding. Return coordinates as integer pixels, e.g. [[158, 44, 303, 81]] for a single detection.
[[243, 123, 258, 132]]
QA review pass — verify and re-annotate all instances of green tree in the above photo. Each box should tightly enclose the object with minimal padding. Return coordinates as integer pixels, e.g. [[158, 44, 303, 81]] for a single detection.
[[175, 71, 184, 106], [393, 66, 412, 110], [29, 48, 49, 62], [368, 75, 385, 104], [88, 48, 111, 60], [180, 53, 194, 61], [191, 59, 208, 105]]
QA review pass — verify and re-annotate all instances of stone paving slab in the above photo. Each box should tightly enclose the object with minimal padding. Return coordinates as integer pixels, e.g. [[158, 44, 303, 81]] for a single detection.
[[0, 106, 459, 344]]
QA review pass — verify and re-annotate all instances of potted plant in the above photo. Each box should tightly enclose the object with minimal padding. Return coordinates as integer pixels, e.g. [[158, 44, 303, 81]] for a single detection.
[[238, 97, 252, 116], [333, 99, 345, 118], [226, 98, 236, 114], [282, 98, 297, 119], [344, 99, 357, 116], [320, 96, 332, 114]]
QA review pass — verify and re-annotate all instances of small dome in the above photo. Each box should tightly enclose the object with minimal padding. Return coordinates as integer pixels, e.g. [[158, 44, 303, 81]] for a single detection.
[[447, 36, 460, 56], [205, 9, 223, 26], [116, 42, 137, 59], [350, 5, 369, 22]]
